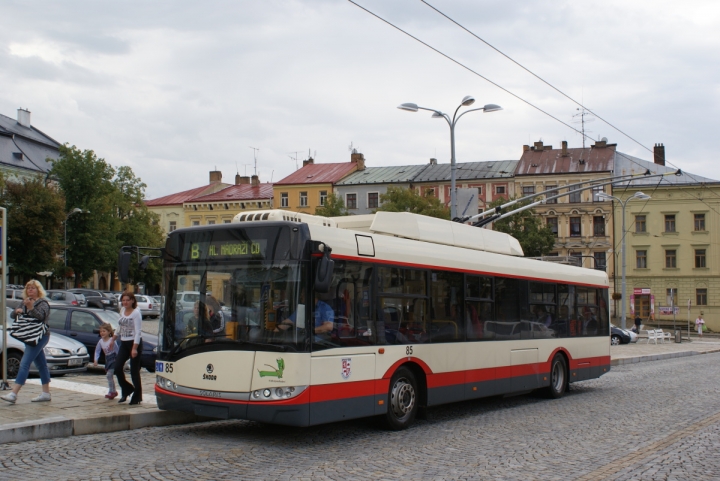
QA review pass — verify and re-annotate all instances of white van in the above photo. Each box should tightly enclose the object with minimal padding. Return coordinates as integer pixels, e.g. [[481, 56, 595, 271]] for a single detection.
[[175, 291, 206, 311]]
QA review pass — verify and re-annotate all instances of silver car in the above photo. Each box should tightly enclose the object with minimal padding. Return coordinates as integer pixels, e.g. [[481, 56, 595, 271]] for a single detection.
[[1, 307, 90, 378], [135, 295, 160, 319]]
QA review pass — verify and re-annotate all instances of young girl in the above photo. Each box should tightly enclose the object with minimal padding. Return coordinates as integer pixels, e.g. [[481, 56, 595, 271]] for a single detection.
[[93, 323, 119, 399]]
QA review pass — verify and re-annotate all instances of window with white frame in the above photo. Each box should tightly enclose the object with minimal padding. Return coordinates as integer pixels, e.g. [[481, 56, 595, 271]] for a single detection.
[[495, 185, 506, 195], [280, 192, 288, 208], [319, 191, 327, 206], [169, 221, 177, 232], [300, 192, 308, 207]]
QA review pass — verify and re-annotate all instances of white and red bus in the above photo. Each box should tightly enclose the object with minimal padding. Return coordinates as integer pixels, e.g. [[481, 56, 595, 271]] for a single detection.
[[152, 210, 610, 429]]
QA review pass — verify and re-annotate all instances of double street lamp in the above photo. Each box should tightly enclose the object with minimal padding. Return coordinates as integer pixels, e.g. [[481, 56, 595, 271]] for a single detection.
[[64, 208, 88, 289], [598, 191, 651, 329], [398, 96, 502, 220]]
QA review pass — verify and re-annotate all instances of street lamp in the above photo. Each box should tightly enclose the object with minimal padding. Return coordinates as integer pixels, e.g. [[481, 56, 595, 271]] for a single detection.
[[598, 191, 651, 329], [398, 96, 502, 220], [64, 208, 88, 290]]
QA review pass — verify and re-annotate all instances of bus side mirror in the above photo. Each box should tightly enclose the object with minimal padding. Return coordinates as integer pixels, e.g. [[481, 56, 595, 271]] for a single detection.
[[139, 255, 150, 270], [118, 250, 131, 284], [314, 246, 334, 294]]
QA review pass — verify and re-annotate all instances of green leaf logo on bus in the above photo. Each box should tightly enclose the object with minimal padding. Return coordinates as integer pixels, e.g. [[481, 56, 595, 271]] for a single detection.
[[258, 358, 285, 378]]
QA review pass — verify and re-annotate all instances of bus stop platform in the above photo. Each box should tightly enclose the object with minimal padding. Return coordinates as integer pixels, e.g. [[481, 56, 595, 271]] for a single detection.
[[1, 337, 720, 445]]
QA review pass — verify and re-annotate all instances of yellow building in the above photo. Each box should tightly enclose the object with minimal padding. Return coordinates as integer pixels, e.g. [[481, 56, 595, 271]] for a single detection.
[[611, 149, 720, 331], [273, 152, 363, 214], [184, 175, 273, 226], [514, 140, 616, 274], [145, 171, 230, 235]]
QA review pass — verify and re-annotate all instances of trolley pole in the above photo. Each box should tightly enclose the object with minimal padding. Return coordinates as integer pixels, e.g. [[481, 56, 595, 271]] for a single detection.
[[1, 207, 8, 390]]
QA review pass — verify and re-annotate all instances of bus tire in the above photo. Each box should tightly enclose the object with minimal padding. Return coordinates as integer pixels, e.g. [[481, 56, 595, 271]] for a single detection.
[[384, 366, 418, 430], [545, 354, 567, 399]]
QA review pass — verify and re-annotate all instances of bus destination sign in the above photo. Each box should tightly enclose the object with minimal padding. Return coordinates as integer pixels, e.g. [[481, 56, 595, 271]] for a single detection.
[[188, 239, 266, 260]]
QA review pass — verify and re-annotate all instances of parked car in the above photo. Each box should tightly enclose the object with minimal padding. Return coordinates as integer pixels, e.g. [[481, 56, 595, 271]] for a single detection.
[[68, 289, 118, 310], [1, 307, 90, 378], [135, 294, 160, 319], [175, 291, 205, 311], [611, 324, 638, 345], [46, 306, 157, 372], [46, 290, 87, 307]]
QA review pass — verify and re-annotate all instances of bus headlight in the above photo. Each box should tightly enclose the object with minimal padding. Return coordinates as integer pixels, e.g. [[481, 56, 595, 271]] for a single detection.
[[156, 376, 177, 391], [250, 386, 306, 401]]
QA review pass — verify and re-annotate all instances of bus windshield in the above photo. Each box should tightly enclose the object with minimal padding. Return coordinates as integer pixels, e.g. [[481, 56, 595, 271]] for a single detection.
[[159, 223, 311, 356], [161, 260, 309, 355]]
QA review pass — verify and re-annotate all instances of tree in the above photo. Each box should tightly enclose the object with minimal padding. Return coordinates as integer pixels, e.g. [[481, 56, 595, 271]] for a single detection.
[[377, 187, 450, 219], [488, 197, 556, 257], [315, 193, 348, 217], [51, 145, 118, 285], [0, 176, 65, 281], [112, 166, 164, 287]]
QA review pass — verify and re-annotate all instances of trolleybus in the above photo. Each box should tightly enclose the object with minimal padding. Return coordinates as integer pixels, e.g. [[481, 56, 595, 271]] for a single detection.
[[146, 210, 610, 429]]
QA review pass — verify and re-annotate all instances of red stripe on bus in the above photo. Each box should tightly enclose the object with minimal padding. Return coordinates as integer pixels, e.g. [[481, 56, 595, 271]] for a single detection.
[[309, 380, 376, 403], [330, 253, 608, 288]]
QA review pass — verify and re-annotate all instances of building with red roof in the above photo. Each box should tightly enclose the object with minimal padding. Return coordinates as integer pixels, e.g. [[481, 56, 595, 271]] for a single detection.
[[184, 175, 273, 226], [273, 151, 365, 214]]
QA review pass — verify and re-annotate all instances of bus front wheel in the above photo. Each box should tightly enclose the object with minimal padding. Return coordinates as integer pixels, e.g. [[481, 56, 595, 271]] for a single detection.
[[384, 366, 418, 430], [545, 354, 567, 399]]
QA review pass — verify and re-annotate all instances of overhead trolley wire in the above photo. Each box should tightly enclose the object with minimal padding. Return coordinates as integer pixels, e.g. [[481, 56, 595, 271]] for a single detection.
[[418, 0, 719, 194], [348, 0, 720, 214]]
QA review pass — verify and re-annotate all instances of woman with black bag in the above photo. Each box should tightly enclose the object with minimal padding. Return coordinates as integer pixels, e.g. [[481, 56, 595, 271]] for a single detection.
[[1, 280, 52, 404]]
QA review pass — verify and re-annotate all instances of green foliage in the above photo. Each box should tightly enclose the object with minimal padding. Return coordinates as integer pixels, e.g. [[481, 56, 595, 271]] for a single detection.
[[50, 145, 164, 288], [315, 193, 348, 217], [377, 187, 450, 220], [0, 177, 65, 280], [488, 197, 556, 257]]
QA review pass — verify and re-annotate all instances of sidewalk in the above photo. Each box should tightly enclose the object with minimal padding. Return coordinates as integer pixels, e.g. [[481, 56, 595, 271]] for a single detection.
[[1, 334, 719, 445]]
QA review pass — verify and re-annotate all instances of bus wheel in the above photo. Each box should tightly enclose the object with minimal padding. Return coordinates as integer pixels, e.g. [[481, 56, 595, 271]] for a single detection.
[[546, 354, 567, 399], [384, 367, 418, 430]]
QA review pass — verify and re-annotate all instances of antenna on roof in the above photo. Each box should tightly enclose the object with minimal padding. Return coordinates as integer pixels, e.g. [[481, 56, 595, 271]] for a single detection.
[[348, 142, 359, 154], [289, 151, 300, 170], [572, 107, 595, 149], [249, 146, 259, 176]]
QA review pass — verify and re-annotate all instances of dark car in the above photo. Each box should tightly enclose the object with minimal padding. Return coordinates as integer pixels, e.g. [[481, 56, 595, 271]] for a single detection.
[[46, 306, 157, 372], [68, 289, 119, 310], [611, 324, 639, 345]]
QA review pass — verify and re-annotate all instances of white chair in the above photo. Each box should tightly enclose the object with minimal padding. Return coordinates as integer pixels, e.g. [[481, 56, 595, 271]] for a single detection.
[[646, 329, 658, 344]]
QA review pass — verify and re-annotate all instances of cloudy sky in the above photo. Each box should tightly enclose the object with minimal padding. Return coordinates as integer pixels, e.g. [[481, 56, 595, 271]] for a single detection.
[[2, 0, 719, 199]]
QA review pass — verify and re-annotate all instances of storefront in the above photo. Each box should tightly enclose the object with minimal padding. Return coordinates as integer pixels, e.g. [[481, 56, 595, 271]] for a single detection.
[[630, 288, 654, 321]]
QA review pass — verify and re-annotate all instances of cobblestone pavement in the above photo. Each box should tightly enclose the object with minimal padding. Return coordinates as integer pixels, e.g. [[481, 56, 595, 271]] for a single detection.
[[1, 353, 719, 480]]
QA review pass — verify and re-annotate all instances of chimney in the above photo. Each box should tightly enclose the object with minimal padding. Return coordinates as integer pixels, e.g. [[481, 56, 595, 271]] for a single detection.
[[240, 176, 250, 184], [351, 151, 365, 170], [209, 171, 222, 184], [17, 108, 31, 128], [251, 175, 259, 187], [653, 143, 665, 166], [593, 140, 607, 148], [561, 141, 568, 157], [303, 157, 314, 167], [523, 145, 530, 152], [429, 158, 437, 165], [533, 141, 544, 151], [235, 174, 241, 185]]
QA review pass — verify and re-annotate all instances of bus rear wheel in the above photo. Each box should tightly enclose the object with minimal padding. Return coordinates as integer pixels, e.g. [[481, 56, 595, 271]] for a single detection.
[[384, 367, 418, 430], [545, 354, 567, 399]]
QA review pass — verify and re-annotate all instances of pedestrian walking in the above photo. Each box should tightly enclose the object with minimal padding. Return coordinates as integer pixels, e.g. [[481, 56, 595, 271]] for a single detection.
[[112, 291, 143, 405], [1, 280, 52, 404], [695, 313, 706, 339], [93, 323, 119, 400], [634, 315, 642, 334]]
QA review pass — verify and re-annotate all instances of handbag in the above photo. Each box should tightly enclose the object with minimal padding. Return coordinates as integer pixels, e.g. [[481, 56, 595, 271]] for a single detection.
[[9, 315, 48, 347]]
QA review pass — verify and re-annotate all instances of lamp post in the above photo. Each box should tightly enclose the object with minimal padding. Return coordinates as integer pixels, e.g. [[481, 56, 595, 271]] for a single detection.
[[398, 96, 502, 220], [64, 208, 87, 290], [598, 191, 651, 329]]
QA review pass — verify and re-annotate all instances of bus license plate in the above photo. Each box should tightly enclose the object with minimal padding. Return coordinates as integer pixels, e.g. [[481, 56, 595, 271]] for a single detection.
[[68, 358, 83, 366]]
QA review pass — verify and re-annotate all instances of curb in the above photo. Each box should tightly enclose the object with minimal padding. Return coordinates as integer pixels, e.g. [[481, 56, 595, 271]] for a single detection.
[[0, 409, 206, 445], [611, 348, 720, 366]]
